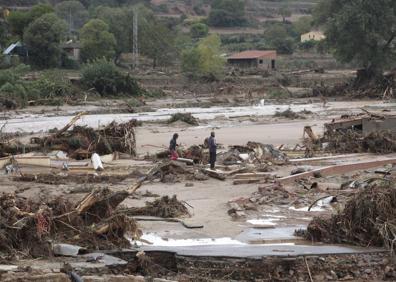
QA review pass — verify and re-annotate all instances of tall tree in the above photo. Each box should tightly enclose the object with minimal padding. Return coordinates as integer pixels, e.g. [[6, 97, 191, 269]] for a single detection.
[[24, 13, 67, 68], [7, 11, 31, 39], [182, 34, 224, 80], [55, 1, 89, 33], [95, 6, 133, 63], [138, 6, 177, 68], [95, 5, 176, 67], [7, 4, 54, 39], [80, 19, 116, 62], [315, 0, 396, 78]]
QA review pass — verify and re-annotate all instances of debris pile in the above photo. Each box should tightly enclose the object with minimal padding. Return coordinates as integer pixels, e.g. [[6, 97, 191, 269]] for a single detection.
[[168, 113, 199, 126], [14, 172, 141, 185], [303, 179, 396, 249], [0, 187, 141, 258], [38, 119, 138, 159], [273, 109, 304, 119], [182, 145, 206, 163], [246, 142, 289, 164], [219, 142, 288, 165], [122, 195, 190, 218], [154, 161, 194, 183], [325, 130, 396, 154], [155, 145, 207, 164]]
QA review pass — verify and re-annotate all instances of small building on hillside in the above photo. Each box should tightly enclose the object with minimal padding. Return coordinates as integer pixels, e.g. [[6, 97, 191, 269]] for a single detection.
[[61, 41, 81, 61], [3, 41, 28, 65], [227, 50, 277, 69], [301, 31, 325, 42]]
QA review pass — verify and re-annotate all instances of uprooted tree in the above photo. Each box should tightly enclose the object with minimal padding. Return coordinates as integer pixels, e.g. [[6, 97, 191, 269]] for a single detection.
[[315, 0, 396, 84]]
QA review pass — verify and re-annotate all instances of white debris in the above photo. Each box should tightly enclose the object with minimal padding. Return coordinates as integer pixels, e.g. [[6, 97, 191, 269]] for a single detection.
[[91, 153, 104, 171]]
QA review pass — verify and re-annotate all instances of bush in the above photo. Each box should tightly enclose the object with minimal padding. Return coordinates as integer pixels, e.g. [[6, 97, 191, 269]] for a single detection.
[[0, 82, 27, 108], [190, 23, 209, 39], [0, 64, 30, 87], [31, 70, 75, 98], [81, 58, 145, 97], [0, 67, 80, 109], [168, 113, 199, 126]]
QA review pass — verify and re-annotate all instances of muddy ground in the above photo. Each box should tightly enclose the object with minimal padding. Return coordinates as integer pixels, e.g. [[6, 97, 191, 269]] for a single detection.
[[1, 81, 396, 281]]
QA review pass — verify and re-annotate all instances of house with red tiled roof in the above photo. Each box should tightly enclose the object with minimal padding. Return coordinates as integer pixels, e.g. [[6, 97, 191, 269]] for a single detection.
[[227, 50, 277, 70]]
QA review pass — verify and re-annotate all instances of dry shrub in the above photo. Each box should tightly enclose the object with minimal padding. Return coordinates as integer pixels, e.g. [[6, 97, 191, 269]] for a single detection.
[[0, 188, 140, 258], [304, 179, 396, 250], [273, 109, 304, 119], [122, 195, 190, 218], [168, 113, 199, 126], [326, 130, 396, 154]]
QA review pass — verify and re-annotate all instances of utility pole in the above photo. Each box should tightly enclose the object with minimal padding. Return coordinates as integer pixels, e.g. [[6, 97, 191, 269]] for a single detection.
[[69, 8, 72, 36], [132, 9, 139, 69]]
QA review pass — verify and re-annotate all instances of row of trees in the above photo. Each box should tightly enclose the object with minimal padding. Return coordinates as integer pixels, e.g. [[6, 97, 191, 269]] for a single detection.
[[3, 2, 177, 68], [3, 0, 394, 82]]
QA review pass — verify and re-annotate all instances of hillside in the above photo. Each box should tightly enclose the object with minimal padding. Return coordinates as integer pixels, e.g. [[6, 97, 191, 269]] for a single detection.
[[2, 0, 319, 22]]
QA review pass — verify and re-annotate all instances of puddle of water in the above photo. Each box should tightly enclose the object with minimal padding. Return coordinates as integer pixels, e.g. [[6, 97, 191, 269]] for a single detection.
[[247, 218, 279, 226], [132, 233, 297, 247], [136, 233, 246, 246], [289, 196, 335, 212], [247, 215, 287, 226]]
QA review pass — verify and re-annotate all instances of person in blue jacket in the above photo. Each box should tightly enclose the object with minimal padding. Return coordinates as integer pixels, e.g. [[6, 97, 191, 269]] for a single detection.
[[208, 131, 217, 170]]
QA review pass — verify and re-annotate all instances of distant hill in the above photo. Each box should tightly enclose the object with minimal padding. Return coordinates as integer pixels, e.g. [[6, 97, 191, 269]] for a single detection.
[[0, 0, 41, 6]]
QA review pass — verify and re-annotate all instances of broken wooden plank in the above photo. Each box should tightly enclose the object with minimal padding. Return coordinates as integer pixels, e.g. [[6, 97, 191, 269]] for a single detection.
[[53, 112, 86, 138], [14, 156, 51, 167], [233, 179, 261, 185], [279, 158, 396, 184], [202, 169, 226, 180], [222, 167, 251, 176], [289, 153, 369, 164], [233, 172, 273, 179]]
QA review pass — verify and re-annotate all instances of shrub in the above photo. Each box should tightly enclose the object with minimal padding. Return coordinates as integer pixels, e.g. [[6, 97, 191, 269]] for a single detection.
[[0, 82, 28, 108], [31, 70, 75, 98], [81, 59, 145, 97], [190, 23, 209, 38]]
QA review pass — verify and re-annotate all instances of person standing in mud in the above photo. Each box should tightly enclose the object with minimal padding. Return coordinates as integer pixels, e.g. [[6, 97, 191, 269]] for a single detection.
[[169, 133, 179, 160], [208, 132, 217, 170]]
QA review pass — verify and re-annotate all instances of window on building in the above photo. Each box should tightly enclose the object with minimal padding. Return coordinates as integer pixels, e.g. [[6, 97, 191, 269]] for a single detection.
[[259, 59, 263, 64]]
